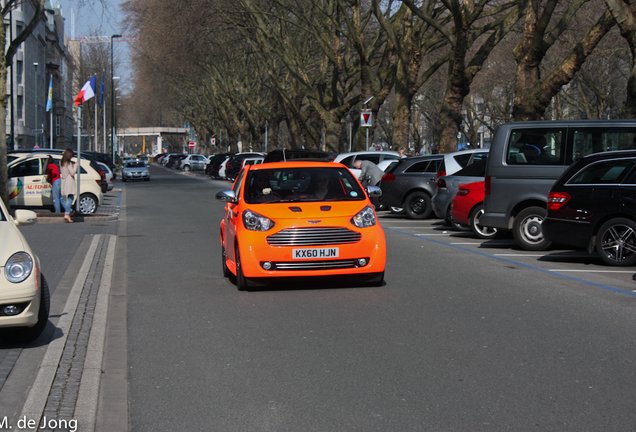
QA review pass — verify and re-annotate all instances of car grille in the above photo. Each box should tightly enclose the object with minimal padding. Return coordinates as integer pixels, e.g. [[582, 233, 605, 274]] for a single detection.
[[267, 227, 361, 246], [270, 259, 360, 271]]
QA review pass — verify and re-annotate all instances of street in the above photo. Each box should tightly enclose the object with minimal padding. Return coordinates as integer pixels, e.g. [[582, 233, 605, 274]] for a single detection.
[[2, 163, 636, 431]]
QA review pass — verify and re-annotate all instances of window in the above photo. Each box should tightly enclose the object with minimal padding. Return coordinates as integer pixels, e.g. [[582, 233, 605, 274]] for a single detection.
[[571, 128, 636, 161], [506, 129, 564, 165], [9, 159, 42, 177], [16, 60, 22, 85], [405, 161, 430, 173], [569, 159, 636, 184], [453, 153, 473, 168], [17, 96, 23, 120], [55, 115, 61, 137], [356, 155, 381, 164]]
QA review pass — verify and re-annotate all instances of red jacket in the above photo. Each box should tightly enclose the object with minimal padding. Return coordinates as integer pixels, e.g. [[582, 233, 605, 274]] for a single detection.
[[46, 163, 61, 183]]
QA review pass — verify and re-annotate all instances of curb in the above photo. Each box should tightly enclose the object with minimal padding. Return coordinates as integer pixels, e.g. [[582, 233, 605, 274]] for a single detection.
[[36, 214, 119, 224]]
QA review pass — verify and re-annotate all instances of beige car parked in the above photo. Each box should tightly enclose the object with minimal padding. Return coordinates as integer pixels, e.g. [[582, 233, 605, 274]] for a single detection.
[[0, 199, 49, 342], [8, 153, 104, 214]]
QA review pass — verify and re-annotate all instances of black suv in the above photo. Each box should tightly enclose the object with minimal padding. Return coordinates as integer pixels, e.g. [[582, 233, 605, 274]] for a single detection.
[[378, 155, 444, 219], [542, 150, 636, 266]]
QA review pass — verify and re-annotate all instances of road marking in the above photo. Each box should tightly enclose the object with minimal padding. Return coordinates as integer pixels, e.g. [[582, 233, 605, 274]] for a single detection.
[[415, 233, 449, 236], [550, 269, 636, 273], [75, 235, 117, 432], [495, 253, 545, 257], [451, 242, 482, 245]]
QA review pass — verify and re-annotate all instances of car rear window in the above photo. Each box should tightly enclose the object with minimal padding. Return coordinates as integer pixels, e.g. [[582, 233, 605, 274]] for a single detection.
[[568, 158, 636, 184], [405, 161, 431, 173], [452, 153, 473, 168]]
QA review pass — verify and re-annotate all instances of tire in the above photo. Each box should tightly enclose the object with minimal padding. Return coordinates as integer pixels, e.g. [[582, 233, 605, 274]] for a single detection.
[[183, 165, 190, 172], [144, 178, 150, 181], [513, 206, 551, 251], [446, 208, 466, 230], [235, 244, 250, 291], [469, 204, 497, 239], [122, 178, 126, 182], [13, 275, 50, 343], [595, 218, 636, 266], [221, 244, 231, 277], [79, 193, 98, 214], [404, 191, 432, 219]]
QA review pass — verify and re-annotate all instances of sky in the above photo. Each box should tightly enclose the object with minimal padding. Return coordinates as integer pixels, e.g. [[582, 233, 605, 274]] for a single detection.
[[54, 0, 132, 87]]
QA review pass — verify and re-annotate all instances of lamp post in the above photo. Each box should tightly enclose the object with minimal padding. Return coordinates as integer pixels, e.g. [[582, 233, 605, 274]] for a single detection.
[[110, 34, 122, 164], [33, 62, 38, 148]]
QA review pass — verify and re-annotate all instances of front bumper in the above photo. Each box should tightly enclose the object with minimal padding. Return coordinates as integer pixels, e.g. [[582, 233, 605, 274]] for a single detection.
[[238, 226, 386, 278], [0, 271, 40, 329]]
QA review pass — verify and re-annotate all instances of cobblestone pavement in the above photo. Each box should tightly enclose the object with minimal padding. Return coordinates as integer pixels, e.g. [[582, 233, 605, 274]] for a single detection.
[[0, 185, 121, 432]]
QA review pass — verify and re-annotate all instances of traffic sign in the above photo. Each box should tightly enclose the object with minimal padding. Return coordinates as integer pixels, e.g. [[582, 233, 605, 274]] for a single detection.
[[188, 142, 195, 148], [211, 137, 216, 145], [361, 110, 372, 127]]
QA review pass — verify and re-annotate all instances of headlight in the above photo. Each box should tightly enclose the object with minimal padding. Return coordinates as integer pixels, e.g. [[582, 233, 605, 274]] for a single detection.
[[5, 252, 33, 283], [351, 205, 377, 228], [242, 210, 275, 231]]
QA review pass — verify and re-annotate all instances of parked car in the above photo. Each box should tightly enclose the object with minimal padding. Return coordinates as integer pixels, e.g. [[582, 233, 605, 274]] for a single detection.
[[432, 157, 488, 226], [216, 162, 386, 290], [378, 155, 444, 219], [8, 153, 104, 214], [482, 120, 636, 251], [262, 149, 332, 163], [207, 153, 232, 178], [0, 200, 50, 343], [138, 155, 150, 166], [333, 151, 401, 178], [450, 181, 497, 239], [542, 150, 636, 266], [225, 154, 265, 181], [222, 153, 265, 181], [164, 154, 184, 168], [437, 148, 490, 178], [96, 161, 115, 191], [180, 154, 208, 172], [122, 161, 150, 182]]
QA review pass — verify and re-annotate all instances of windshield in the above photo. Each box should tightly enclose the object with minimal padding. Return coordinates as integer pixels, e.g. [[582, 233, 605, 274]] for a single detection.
[[244, 167, 365, 204], [126, 162, 146, 168]]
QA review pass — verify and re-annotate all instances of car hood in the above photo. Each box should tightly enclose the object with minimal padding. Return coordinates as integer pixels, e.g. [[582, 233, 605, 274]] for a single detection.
[[250, 201, 370, 220], [0, 222, 30, 264]]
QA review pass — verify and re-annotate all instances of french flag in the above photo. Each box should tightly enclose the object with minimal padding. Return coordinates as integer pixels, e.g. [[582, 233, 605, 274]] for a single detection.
[[74, 75, 97, 105]]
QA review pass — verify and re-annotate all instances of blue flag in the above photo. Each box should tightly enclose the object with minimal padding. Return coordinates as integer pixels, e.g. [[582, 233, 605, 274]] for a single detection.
[[99, 71, 105, 107], [46, 76, 53, 112]]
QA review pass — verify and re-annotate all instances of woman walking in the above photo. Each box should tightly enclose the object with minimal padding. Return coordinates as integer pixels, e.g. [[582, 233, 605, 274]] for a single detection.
[[60, 149, 79, 223]]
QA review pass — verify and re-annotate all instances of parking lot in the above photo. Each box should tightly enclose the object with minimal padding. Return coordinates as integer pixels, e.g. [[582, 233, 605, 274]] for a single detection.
[[378, 213, 636, 296]]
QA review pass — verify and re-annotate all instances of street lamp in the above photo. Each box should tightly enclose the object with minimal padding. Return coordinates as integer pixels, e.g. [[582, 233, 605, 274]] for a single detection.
[[111, 34, 122, 164], [34, 63, 38, 148]]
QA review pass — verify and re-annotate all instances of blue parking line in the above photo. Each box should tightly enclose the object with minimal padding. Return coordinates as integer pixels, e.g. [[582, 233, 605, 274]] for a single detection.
[[117, 181, 122, 207], [385, 227, 636, 298]]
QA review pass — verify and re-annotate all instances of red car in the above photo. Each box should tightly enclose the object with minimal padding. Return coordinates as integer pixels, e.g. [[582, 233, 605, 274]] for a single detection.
[[450, 181, 497, 239]]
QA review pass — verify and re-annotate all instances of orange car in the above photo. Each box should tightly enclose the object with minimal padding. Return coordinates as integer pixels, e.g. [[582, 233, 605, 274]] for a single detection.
[[216, 162, 386, 290]]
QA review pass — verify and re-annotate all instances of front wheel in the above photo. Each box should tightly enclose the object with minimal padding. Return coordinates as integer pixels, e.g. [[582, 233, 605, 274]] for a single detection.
[[235, 245, 251, 291], [513, 206, 551, 251], [221, 244, 231, 277], [470, 204, 497, 239], [404, 191, 432, 219], [79, 194, 98, 214], [595, 218, 636, 266]]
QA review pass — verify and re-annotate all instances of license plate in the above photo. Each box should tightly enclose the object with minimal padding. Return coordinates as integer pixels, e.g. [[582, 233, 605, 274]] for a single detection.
[[292, 247, 339, 259]]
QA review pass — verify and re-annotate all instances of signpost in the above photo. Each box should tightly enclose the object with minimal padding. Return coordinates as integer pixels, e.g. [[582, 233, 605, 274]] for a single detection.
[[361, 109, 373, 150]]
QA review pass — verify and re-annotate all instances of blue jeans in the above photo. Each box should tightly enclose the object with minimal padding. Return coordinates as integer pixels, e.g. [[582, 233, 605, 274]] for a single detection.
[[51, 179, 61, 213], [62, 194, 74, 215]]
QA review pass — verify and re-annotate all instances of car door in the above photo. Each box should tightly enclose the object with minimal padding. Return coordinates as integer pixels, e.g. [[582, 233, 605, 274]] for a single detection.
[[224, 170, 245, 265], [8, 157, 47, 207]]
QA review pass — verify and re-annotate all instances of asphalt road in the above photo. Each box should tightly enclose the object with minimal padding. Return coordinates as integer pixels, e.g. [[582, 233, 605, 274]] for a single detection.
[[121, 165, 636, 431]]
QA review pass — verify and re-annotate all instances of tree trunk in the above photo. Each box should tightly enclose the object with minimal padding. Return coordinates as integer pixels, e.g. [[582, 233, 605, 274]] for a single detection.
[[605, 0, 636, 117]]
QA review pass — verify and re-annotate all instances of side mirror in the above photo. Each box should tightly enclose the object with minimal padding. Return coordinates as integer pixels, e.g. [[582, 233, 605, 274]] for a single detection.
[[216, 190, 237, 203], [366, 185, 382, 197], [13, 209, 38, 226]]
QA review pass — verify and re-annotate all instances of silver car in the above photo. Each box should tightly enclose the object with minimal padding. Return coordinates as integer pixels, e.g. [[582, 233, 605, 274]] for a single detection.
[[432, 158, 488, 227], [122, 161, 150, 182]]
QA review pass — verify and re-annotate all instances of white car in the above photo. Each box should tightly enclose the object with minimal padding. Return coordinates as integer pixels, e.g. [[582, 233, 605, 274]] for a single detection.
[[333, 151, 402, 178], [96, 162, 115, 191], [8, 154, 104, 214], [438, 148, 490, 177], [0, 200, 49, 342]]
